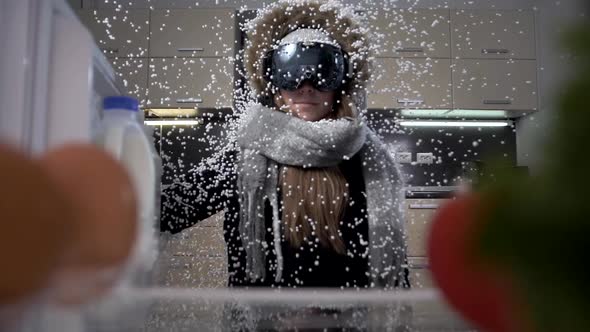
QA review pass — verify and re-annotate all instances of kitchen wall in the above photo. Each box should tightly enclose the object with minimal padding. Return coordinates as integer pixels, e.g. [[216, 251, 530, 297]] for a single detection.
[[70, 0, 565, 184], [142, 4, 521, 190], [153, 112, 517, 190], [68, 0, 531, 189], [367, 111, 517, 186], [516, 0, 588, 173], [154, 120, 229, 186], [68, 0, 547, 291]]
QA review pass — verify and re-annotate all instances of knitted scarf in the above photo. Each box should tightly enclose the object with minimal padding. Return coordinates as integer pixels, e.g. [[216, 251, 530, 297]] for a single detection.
[[236, 103, 407, 288]]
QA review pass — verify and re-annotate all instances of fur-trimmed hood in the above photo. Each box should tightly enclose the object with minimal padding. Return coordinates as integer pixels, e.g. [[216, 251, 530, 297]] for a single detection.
[[244, 0, 373, 99]]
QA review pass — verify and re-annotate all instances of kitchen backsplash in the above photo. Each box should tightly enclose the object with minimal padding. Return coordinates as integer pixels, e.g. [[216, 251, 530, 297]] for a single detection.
[[154, 114, 517, 188], [366, 111, 517, 187]]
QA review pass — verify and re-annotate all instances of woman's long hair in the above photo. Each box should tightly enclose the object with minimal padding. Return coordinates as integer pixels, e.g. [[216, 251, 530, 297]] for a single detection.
[[275, 92, 356, 254]]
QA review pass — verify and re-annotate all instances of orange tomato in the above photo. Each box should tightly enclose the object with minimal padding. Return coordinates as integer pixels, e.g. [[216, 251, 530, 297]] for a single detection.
[[39, 143, 138, 305], [0, 143, 74, 304]]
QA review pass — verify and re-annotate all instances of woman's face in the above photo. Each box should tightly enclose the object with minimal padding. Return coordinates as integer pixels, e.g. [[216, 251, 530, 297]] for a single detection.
[[278, 81, 335, 122]]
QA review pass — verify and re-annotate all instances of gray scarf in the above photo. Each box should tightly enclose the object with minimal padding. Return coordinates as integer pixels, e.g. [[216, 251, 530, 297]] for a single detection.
[[236, 103, 407, 288]]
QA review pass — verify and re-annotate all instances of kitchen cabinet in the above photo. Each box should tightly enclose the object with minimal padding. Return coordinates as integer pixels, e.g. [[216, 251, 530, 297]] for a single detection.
[[368, 58, 452, 109], [366, 9, 538, 114], [110, 58, 148, 105], [77, 9, 150, 58], [452, 59, 538, 111], [370, 9, 451, 58], [451, 10, 536, 59], [149, 9, 235, 58], [405, 198, 446, 289], [148, 58, 234, 109], [405, 198, 447, 257]]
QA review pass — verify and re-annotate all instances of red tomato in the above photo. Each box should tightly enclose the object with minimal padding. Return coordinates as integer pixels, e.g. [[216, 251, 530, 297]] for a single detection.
[[427, 194, 529, 332]]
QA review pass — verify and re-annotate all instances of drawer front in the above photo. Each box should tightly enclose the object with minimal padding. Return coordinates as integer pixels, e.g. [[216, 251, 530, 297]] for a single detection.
[[370, 9, 451, 58], [150, 9, 235, 57], [148, 58, 234, 109], [368, 58, 452, 109], [451, 10, 536, 59], [110, 58, 148, 106], [78, 9, 149, 58], [408, 257, 434, 289], [452, 59, 538, 111], [405, 199, 448, 257]]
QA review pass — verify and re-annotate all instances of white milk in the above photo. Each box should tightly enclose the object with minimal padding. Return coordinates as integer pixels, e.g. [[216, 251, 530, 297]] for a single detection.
[[95, 96, 158, 283]]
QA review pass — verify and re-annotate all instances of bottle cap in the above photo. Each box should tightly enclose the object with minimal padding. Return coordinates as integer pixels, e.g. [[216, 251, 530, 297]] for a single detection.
[[103, 96, 139, 112]]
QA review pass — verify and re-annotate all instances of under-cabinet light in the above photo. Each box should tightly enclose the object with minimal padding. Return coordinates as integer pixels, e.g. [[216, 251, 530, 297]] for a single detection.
[[398, 120, 512, 127], [145, 108, 198, 117], [400, 109, 509, 119], [144, 119, 201, 126]]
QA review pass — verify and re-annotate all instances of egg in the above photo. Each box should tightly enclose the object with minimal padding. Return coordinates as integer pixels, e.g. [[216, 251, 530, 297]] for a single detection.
[[39, 143, 138, 305], [0, 143, 75, 305]]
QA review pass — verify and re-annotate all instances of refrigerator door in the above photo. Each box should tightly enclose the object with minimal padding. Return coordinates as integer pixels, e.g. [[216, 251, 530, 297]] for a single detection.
[[0, 0, 46, 153], [0, 0, 120, 155], [45, 3, 119, 152]]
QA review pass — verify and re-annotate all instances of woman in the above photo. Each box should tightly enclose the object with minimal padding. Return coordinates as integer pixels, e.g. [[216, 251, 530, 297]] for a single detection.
[[161, 0, 408, 290]]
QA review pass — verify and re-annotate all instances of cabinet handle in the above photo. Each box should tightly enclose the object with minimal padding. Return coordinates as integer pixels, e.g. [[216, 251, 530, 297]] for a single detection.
[[408, 261, 430, 269], [397, 98, 424, 105], [177, 47, 205, 52], [481, 48, 510, 54], [101, 47, 119, 53], [395, 47, 425, 53], [409, 203, 439, 209], [176, 98, 203, 104], [483, 99, 512, 105]]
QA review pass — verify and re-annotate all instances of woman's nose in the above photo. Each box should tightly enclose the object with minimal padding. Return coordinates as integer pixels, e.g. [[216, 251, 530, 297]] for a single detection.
[[297, 81, 315, 93]]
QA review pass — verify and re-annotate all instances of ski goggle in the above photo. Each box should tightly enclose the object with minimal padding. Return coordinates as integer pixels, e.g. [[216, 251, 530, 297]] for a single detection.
[[262, 42, 349, 92]]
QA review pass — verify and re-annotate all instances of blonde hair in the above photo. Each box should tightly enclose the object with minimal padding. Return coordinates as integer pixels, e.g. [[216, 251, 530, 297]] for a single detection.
[[275, 92, 356, 254]]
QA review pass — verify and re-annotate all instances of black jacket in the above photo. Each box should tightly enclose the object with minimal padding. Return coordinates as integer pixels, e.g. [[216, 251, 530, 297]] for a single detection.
[[161, 151, 408, 288]]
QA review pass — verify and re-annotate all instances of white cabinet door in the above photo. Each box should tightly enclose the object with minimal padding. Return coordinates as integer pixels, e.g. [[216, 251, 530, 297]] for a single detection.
[[368, 58, 452, 109], [148, 58, 233, 109], [370, 9, 451, 58], [77, 9, 149, 58], [110, 58, 148, 106], [451, 10, 535, 59], [452, 59, 538, 111], [404, 199, 447, 257], [150, 9, 235, 57]]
